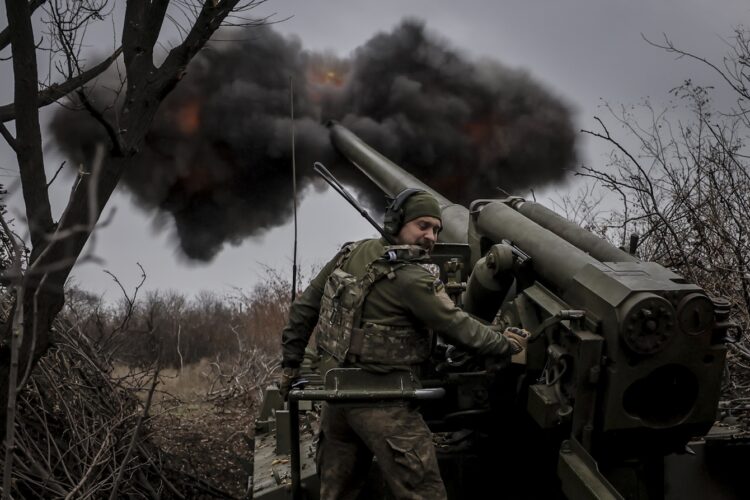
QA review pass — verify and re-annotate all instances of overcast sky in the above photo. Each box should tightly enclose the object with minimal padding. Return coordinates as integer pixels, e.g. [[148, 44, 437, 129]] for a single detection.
[[1, 0, 748, 301]]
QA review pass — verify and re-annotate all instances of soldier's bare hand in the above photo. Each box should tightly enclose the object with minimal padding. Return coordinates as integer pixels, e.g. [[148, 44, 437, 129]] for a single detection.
[[279, 367, 300, 401]]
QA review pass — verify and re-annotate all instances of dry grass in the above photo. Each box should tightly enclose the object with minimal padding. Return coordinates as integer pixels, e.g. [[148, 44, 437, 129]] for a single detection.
[[156, 358, 216, 400], [113, 358, 216, 403], [0, 265, 302, 498]]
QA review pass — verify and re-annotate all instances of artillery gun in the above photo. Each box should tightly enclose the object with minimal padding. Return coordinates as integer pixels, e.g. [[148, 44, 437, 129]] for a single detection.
[[251, 123, 747, 499]]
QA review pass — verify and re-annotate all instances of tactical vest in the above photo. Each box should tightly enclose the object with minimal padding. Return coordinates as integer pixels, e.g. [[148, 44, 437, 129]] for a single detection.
[[317, 243, 433, 365]]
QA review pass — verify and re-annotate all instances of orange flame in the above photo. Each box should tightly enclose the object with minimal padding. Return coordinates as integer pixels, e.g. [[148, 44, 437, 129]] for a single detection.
[[176, 100, 201, 135], [307, 67, 345, 87]]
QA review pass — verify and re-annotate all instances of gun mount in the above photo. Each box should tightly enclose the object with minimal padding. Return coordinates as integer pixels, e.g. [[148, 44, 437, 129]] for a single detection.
[[251, 123, 746, 500]]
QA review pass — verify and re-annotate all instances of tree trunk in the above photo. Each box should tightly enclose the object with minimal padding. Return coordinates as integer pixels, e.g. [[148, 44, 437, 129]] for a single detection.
[[0, 0, 246, 432]]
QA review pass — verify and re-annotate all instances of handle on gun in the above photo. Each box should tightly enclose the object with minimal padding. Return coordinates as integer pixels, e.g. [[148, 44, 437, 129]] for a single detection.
[[313, 162, 396, 244]]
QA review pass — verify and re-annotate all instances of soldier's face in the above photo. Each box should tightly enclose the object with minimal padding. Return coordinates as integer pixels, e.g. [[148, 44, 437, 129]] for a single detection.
[[396, 216, 442, 252]]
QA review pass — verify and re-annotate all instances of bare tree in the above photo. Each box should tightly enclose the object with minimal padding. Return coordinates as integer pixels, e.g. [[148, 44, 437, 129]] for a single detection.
[[578, 27, 750, 408], [0, 0, 269, 433]]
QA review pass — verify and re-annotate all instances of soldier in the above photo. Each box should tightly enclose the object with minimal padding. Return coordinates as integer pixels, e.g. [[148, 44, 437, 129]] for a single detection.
[[280, 189, 528, 500]]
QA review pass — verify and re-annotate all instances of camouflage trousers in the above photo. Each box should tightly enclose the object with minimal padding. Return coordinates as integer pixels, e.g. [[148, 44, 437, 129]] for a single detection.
[[317, 402, 447, 500]]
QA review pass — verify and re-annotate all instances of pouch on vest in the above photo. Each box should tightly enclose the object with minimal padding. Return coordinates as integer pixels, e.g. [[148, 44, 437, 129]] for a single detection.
[[317, 268, 361, 361], [351, 322, 432, 365]]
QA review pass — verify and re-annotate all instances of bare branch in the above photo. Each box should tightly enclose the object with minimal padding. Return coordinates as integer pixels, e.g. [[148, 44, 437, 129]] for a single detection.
[[0, 0, 47, 53], [45, 161, 65, 189], [643, 33, 750, 101], [0, 212, 25, 499], [160, 0, 243, 78], [109, 360, 160, 500], [0, 47, 123, 124], [75, 89, 123, 155], [0, 123, 16, 152]]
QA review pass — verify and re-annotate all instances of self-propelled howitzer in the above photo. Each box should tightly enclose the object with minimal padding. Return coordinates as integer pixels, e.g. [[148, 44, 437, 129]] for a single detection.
[[327, 121, 736, 498], [251, 123, 745, 500]]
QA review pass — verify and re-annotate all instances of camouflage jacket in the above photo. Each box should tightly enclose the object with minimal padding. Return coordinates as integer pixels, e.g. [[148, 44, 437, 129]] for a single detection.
[[280, 238, 511, 371]]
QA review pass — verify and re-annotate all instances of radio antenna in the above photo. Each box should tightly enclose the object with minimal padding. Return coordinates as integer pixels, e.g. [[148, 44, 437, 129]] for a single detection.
[[290, 76, 299, 302]]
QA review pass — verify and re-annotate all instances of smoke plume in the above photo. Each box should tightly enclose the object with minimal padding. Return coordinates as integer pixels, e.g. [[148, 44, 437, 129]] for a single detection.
[[51, 20, 578, 260]]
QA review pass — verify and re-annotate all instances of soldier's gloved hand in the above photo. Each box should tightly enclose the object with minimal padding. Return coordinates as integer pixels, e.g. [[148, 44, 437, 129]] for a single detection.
[[503, 327, 530, 355], [279, 367, 300, 401]]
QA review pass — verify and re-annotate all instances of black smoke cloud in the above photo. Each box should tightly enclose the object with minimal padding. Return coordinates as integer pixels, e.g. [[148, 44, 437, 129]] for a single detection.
[[50, 20, 578, 260]]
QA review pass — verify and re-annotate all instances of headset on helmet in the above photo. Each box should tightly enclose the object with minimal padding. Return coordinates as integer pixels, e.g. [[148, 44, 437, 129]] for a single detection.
[[383, 188, 426, 236]]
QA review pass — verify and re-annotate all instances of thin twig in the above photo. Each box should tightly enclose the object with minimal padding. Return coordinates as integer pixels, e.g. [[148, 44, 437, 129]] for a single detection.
[[0, 209, 24, 500], [46, 161, 66, 189], [108, 361, 160, 500]]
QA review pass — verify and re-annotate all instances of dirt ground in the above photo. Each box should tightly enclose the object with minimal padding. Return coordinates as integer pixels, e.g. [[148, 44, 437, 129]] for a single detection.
[[151, 396, 260, 499]]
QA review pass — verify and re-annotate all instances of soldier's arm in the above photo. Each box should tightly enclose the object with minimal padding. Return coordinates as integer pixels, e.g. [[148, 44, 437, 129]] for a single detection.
[[399, 267, 511, 357], [280, 252, 340, 368]]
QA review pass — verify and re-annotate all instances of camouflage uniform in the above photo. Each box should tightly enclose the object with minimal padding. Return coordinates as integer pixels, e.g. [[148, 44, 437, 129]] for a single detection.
[[281, 238, 512, 500], [317, 403, 446, 500]]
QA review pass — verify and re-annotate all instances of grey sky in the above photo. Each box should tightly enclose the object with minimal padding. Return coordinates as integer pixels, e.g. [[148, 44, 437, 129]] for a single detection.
[[1, 0, 748, 300]]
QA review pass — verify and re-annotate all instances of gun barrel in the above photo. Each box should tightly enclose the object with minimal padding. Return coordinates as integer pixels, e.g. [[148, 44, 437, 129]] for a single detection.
[[329, 121, 470, 243], [328, 122, 628, 279], [476, 201, 602, 291], [512, 199, 638, 263]]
